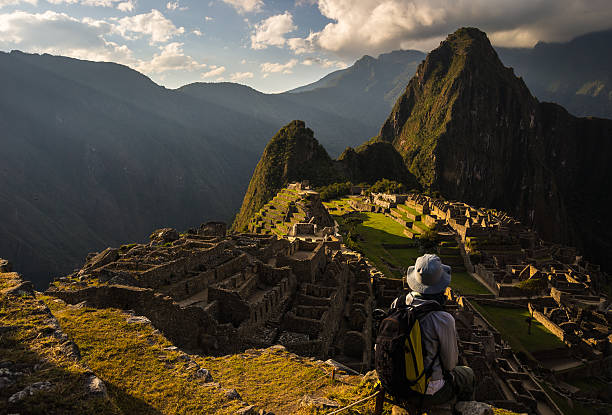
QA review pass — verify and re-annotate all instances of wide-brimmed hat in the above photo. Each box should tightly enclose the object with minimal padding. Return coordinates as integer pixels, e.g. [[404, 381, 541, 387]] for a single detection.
[[406, 254, 451, 294]]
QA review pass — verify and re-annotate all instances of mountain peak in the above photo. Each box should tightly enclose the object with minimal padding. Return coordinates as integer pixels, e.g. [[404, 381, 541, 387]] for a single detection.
[[231, 120, 338, 231], [379, 27, 533, 181]]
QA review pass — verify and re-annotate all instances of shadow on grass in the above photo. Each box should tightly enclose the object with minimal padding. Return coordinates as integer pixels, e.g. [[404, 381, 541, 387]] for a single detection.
[[339, 212, 421, 278], [0, 294, 163, 415]]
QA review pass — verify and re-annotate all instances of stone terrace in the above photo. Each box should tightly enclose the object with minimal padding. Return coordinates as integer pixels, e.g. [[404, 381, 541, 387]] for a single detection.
[[47, 221, 373, 371]]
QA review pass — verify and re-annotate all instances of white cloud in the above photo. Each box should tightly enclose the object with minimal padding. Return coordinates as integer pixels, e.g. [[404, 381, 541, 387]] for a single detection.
[[0, 10, 132, 62], [201, 65, 226, 78], [0, 9, 213, 81], [0, 0, 37, 7], [260, 58, 297, 76], [230, 71, 253, 81], [47, 0, 135, 10], [250, 11, 295, 50], [204, 16, 213, 21], [114, 9, 184, 44], [192, 29, 202, 36], [301, 57, 346, 68], [291, 0, 612, 59], [287, 33, 315, 54], [116, 0, 134, 11], [135, 42, 206, 74], [166, 1, 187, 11], [221, 0, 263, 14]]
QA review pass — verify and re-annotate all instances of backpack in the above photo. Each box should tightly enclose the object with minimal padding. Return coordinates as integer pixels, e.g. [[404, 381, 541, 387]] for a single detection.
[[374, 295, 442, 400]]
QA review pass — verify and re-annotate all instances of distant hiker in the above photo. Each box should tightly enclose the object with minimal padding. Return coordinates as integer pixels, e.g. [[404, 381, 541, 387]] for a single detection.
[[375, 253, 474, 408]]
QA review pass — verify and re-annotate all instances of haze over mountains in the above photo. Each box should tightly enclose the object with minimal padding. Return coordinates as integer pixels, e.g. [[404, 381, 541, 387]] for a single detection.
[[2, 27, 612, 287]]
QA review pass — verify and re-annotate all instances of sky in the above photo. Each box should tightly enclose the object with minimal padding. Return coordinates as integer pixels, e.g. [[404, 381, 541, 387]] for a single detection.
[[1, 0, 611, 93]]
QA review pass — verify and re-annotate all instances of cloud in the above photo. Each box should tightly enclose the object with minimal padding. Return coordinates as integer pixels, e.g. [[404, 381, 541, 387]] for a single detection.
[[260, 58, 297, 76], [116, 0, 134, 11], [250, 11, 295, 50], [301, 57, 346, 68], [192, 29, 203, 36], [0, 10, 132, 62], [201, 65, 226, 78], [46, 0, 135, 10], [166, 1, 187, 11], [114, 9, 184, 44], [290, 0, 612, 59], [221, 0, 263, 14], [0, 9, 214, 80], [0, 0, 37, 7], [204, 16, 213, 21], [135, 42, 206, 74], [229, 71, 253, 81]]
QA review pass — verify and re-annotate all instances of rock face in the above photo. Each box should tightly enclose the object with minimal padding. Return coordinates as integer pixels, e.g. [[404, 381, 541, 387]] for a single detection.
[[379, 27, 612, 271]]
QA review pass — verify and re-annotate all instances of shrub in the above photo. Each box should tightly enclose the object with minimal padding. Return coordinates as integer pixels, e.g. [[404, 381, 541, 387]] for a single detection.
[[368, 179, 406, 194], [317, 181, 353, 201]]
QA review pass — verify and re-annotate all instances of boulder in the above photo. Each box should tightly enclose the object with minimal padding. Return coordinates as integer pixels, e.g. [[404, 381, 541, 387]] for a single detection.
[[87, 375, 107, 396], [195, 368, 213, 382], [0, 259, 12, 272], [5, 281, 35, 297], [300, 394, 339, 408], [150, 228, 179, 244], [81, 248, 119, 273], [8, 381, 52, 403], [455, 401, 494, 415], [224, 388, 241, 400], [235, 405, 258, 415], [199, 222, 227, 237]]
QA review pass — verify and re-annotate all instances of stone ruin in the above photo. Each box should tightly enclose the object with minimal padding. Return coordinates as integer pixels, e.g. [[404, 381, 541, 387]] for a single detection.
[[246, 183, 336, 242], [47, 223, 373, 372], [45, 187, 612, 414]]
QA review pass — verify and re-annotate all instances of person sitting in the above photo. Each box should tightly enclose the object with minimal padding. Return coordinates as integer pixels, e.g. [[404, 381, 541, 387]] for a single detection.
[[391, 253, 474, 405]]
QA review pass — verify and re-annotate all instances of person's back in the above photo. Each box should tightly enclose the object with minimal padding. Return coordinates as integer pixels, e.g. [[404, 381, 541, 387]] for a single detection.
[[388, 254, 474, 405]]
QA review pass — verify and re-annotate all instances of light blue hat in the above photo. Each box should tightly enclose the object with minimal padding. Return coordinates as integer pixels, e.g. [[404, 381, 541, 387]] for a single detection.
[[406, 254, 451, 294]]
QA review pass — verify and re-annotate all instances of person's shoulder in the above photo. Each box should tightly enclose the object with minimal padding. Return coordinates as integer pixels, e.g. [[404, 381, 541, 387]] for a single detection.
[[430, 310, 455, 325]]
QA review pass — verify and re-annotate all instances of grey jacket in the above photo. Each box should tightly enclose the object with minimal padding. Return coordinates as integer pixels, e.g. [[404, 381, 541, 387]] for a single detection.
[[391, 293, 458, 381]]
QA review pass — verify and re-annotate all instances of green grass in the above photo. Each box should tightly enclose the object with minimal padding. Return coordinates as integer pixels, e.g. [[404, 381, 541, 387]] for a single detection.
[[43, 297, 386, 415], [323, 197, 355, 215], [471, 302, 565, 357], [397, 204, 420, 217], [337, 212, 420, 278], [450, 272, 490, 295], [45, 299, 245, 415], [0, 273, 119, 415]]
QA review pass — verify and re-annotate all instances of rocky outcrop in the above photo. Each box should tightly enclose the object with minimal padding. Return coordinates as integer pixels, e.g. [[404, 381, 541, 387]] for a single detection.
[[379, 27, 612, 271]]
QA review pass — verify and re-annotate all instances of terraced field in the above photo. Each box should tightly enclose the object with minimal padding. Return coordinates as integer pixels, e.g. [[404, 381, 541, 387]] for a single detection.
[[325, 198, 490, 295]]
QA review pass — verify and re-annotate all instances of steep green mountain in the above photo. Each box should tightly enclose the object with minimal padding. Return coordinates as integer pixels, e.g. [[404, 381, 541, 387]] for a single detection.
[[232, 121, 339, 231], [336, 139, 419, 189], [378, 27, 612, 271], [233, 121, 418, 232], [497, 29, 612, 119]]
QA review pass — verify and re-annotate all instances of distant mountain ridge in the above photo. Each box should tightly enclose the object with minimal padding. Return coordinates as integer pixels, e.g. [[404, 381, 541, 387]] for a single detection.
[[497, 29, 612, 119]]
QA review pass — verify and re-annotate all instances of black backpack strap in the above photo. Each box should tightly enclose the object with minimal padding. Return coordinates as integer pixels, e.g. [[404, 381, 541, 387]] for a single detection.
[[391, 293, 408, 310]]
